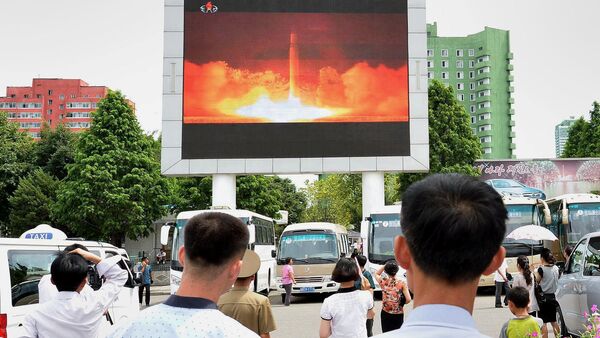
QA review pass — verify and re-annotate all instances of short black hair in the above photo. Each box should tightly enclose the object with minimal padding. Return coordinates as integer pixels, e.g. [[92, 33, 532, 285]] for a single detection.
[[285, 257, 292, 264], [401, 174, 507, 284], [507, 286, 530, 308], [51, 252, 88, 291], [184, 212, 249, 269], [63, 243, 89, 253], [142, 256, 148, 261], [384, 261, 399, 276], [356, 255, 367, 268], [331, 258, 360, 283]]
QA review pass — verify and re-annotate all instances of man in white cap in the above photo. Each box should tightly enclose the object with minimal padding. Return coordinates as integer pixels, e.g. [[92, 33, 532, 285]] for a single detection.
[[218, 250, 277, 338]]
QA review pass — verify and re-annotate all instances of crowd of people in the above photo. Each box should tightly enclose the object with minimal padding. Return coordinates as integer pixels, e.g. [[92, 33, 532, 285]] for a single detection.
[[20, 173, 566, 338]]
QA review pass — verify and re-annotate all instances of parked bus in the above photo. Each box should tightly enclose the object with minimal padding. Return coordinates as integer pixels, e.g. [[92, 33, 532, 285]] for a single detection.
[[478, 196, 542, 287], [537, 194, 600, 265], [161, 209, 277, 295], [360, 205, 404, 290], [275, 222, 349, 302]]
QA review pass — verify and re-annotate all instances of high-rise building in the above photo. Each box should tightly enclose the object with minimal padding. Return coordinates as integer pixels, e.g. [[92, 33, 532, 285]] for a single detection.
[[0, 78, 133, 139], [427, 22, 515, 159], [555, 116, 577, 157]]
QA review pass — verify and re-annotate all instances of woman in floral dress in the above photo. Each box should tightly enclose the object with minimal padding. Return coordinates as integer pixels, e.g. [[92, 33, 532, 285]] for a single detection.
[[374, 261, 412, 332]]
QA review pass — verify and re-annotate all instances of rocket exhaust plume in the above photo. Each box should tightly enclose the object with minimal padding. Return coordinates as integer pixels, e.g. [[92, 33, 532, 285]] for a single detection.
[[289, 32, 299, 98]]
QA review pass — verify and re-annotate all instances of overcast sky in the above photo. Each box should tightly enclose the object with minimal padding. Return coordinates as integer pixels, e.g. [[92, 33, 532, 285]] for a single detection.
[[1, 0, 599, 176]]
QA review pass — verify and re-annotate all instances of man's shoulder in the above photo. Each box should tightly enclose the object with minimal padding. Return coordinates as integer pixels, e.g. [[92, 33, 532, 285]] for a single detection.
[[374, 326, 490, 338]]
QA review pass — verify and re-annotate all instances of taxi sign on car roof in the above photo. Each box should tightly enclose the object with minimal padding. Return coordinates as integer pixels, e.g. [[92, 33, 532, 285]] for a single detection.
[[20, 224, 67, 240]]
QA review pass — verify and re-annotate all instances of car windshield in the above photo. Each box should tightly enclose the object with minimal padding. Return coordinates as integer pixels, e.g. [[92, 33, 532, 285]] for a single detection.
[[278, 232, 338, 263], [494, 180, 523, 188], [503, 204, 542, 255], [568, 203, 600, 244], [369, 213, 402, 264]]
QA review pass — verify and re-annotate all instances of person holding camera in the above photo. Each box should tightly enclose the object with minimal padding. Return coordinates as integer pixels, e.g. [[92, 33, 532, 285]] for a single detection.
[[138, 257, 153, 307], [21, 248, 127, 338], [374, 261, 412, 333]]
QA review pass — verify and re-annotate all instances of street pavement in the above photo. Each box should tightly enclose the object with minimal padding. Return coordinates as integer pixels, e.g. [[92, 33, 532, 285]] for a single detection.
[[149, 289, 557, 337]]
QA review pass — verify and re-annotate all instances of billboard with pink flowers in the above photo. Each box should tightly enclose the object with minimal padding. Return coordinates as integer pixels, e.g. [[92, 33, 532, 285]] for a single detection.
[[476, 158, 600, 199]]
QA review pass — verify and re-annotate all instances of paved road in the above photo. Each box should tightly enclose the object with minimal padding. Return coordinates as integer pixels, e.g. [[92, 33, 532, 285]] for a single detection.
[[150, 291, 557, 337]]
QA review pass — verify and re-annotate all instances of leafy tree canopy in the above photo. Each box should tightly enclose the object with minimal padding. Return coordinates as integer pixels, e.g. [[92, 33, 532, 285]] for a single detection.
[[54, 91, 170, 246], [302, 174, 362, 228], [563, 102, 600, 158], [35, 123, 77, 180]]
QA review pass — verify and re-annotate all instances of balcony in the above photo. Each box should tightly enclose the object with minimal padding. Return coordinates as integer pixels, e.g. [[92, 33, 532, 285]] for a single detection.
[[507, 52, 514, 60], [510, 143, 517, 150], [509, 97, 515, 104], [509, 108, 515, 115], [510, 120, 516, 127], [510, 132, 516, 138], [508, 75, 514, 82], [508, 86, 515, 93], [507, 64, 514, 71]]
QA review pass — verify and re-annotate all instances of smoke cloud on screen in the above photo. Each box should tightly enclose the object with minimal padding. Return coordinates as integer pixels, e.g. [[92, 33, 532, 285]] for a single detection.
[[184, 61, 408, 123]]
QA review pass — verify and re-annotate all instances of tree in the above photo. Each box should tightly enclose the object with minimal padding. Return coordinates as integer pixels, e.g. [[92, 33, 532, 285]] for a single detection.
[[398, 80, 482, 194], [35, 123, 77, 180], [237, 175, 283, 218], [0, 111, 35, 234], [54, 91, 171, 246], [268, 176, 307, 225], [168, 177, 212, 214], [563, 102, 600, 158], [302, 174, 362, 228], [7, 169, 62, 236]]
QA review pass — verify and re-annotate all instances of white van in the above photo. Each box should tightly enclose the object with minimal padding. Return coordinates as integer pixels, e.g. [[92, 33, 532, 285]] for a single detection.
[[0, 225, 139, 336]]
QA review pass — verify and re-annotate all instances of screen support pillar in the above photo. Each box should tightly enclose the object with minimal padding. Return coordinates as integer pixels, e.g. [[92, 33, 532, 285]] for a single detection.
[[362, 172, 385, 222], [212, 174, 236, 210]]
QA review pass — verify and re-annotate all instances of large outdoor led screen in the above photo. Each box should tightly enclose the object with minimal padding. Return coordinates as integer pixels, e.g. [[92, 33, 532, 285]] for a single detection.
[[181, 0, 410, 159]]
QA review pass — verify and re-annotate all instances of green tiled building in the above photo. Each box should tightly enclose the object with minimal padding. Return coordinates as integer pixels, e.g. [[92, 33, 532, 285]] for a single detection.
[[427, 22, 515, 159]]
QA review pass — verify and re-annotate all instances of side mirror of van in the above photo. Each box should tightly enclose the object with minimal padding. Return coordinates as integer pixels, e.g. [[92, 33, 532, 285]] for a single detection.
[[543, 208, 552, 225], [248, 225, 256, 244], [160, 225, 171, 246]]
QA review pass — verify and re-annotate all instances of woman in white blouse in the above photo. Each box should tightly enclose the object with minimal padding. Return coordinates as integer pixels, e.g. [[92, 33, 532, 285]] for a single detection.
[[512, 255, 539, 315]]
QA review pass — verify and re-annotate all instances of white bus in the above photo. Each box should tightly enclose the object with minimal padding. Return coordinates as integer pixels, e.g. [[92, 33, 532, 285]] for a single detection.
[[479, 196, 542, 287], [538, 193, 600, 265], [161, 209, 277, 295], [361, 205, 405, 290], [275, 222, 349, 301]]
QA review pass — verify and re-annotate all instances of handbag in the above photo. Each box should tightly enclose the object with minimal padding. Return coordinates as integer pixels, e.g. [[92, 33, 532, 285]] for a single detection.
[[506, 272, 513, 281], [534, 267, 546, 305]]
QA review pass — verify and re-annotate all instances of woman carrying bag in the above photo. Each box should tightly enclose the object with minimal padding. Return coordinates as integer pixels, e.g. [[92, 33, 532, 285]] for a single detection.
[[512, 255, 539, 316], [535, 248, 560, 338], [374, 261, 412, 333]]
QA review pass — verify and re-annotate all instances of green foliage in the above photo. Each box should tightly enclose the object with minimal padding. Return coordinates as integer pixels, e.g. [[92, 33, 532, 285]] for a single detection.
[[7, 169, 62, 236], [168, 177, 212, 214], [302, 174, 362, 228], [563, 102, 600, 158], [398, 80, 482, 194], [53, 91, 170, 246], [269, 176, 307, 225], [0, 111, 35, 234], [35, 123, 77, 180]]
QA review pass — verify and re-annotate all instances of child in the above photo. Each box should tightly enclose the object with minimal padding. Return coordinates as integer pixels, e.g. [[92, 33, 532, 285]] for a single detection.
[[499, 286, 543, 338]]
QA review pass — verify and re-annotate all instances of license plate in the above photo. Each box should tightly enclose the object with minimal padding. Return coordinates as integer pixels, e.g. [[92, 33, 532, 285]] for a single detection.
[[301, 287, 315, 292]]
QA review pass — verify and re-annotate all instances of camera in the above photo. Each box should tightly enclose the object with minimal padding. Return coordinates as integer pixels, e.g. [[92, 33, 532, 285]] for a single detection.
[[87, 264, 103, 290]]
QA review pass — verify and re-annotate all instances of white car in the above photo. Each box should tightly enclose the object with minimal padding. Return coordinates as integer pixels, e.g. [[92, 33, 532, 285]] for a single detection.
[[556, 231, 600, 337], [0, 225, 139, 337]]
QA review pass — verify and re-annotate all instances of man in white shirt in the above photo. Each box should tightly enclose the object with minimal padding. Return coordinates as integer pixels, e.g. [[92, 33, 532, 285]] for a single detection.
[[21, 248, 127, 338], [494, 259, 509, 308], [37, 243, 94, 303], [108, 212, 259, 338], [374, 174, 508, 338]]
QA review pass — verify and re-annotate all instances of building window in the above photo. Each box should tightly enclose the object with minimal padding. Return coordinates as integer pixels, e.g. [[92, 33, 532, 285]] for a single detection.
[[66, 121, 90, 129], [441, 60, 448, 68], [59, 95, 65, 100], [468, 49, 475, 57], [66, 102, 91, 109], [427, 49, 434, 57], [441, 72, 448, 79], [470, 116, 476, 124], [0, 102, 17, 108], [10, 94, 16, 98], [457, 72, 464, 79], [470, 105, 476, 113], [47, 109, 52, 115], [66, 112, 91, 118], [19, 122, 42, 128], [477, 55, 490, 63], [478, 66, 491, 74], [59, 104, 64, 110], [456, 60, 464, 68], [480, 136, 492, 143], [427, 72, 433, 79], [478, 78, 491, 86], [470, 94, 476, 101], [478, 89, 491, 97], [24, 94, 30, 98], [96, 94, 101, 98], [457, 83, 464, 90], [483, 147, 492, 154], [470, 83, 476, 90], [441, 49, 448, 57], [479, 124, 492, 132], [48, 99, 53, 105], [457, 94, 464, 101], [469, 60, 475, 68], [478, 101, 491, 109], [48, 90, 53, 95], [91, 103, 97, 109], [469, 71, 475, 79], [479, 113, 491, 120], [70, 94, 76, 99], [36, 94, 42, 99], [427, 60, 433, 68], [456, 49, 463, 57]]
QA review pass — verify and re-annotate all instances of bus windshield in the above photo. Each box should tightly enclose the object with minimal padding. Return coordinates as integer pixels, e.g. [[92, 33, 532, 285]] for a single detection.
[[504, 204, 541, 256], [369, 213, 401, 264], [278, 232, 338, 264], [568, 203, 600, 243]]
